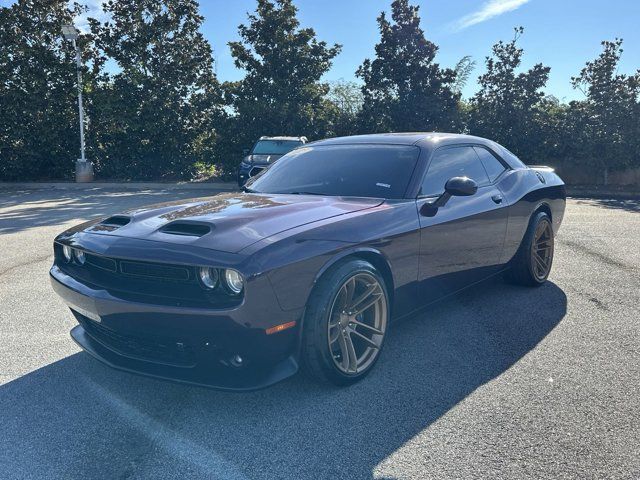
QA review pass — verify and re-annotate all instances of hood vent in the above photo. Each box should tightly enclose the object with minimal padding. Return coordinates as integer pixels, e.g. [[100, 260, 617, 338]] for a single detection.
[[160, 222, 211, 237], [90, 215, 131, 232], [103, 215, 131, 227]]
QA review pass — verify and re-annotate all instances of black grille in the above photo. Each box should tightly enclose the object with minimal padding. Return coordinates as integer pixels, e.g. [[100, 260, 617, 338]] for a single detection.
[[249, 166, 265, 177], [85, 253, 117, 272], [54, 244, 241, 309], [75, 312, 196, 367], [120, 261, 190, 281]]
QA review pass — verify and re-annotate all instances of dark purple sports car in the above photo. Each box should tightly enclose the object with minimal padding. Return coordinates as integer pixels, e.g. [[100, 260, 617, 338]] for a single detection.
[[51, 133, 565, 390]]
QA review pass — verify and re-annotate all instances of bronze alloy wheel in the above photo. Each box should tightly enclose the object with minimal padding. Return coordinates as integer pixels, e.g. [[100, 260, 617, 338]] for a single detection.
[[327, 272, 388, 374], [531, 219, 554, 281]]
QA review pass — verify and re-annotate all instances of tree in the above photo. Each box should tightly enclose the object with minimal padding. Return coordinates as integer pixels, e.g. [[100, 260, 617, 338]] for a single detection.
[[223, 0, 341, 164], [356, 0, 461, 133], [468, 27, 550, 161], [452, 55, 476, 94], [0, 0, 86, 180], [325, 79, 364, 137], [88, 0, 223, 179], [570, 39, 640, 184]]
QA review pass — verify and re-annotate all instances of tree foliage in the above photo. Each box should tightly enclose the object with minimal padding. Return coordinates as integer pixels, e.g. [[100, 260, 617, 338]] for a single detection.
[[221, 0, 340, 170], [452, 56, 476, 94], [356, 0, 460, 133], [325, 79, 364, 137], [0, 0, 85, 180], [569, 39, 640, 182], [467, 27, 550, 161], [87, 0, 223, 179]]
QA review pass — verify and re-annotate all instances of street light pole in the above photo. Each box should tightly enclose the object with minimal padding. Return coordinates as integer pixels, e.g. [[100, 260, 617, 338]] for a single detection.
[[72, 37, 86, 162], [62, 24, 93, 182]]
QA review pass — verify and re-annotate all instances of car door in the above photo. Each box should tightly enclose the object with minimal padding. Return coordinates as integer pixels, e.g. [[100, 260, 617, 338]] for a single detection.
[[416, 145, 509, 303]]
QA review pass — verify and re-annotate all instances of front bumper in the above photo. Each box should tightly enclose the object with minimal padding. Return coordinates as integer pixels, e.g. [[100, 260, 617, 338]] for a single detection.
[[51, 264, 302, 391]]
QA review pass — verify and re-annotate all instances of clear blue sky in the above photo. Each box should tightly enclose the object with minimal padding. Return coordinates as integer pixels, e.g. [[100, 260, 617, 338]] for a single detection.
[[199, 0, 640, 101]]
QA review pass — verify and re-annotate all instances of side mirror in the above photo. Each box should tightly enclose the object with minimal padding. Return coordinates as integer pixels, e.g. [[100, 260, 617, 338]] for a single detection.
[[242, 148, 250, 156], [420, 176, 478, 216], [445, 176, 478, 197]]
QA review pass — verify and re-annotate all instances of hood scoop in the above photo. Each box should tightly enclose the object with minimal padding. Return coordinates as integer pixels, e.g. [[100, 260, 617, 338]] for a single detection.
[[159, 221, 211, 237], [90, 215, 131, 232]]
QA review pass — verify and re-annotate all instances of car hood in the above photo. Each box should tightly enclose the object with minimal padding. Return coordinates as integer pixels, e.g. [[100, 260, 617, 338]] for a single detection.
[[81, 193, 383, 253]]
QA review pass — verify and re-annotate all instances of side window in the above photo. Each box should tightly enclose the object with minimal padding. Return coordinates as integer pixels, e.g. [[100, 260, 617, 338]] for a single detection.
[[474, 146, 507, 182], [420, 146, 490, 197]]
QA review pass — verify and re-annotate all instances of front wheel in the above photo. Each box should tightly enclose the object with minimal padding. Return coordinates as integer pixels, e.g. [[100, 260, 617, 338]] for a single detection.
[[301, 259, 389, 386], [505, 211, 555, 287]]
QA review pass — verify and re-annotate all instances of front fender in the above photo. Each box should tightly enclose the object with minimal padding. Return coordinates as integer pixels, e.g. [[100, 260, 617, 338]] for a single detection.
[[256, 238, 356, 311]]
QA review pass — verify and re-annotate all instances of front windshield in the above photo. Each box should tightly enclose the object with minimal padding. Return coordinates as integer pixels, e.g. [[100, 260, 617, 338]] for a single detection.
[[251, 140, 303, 155], [247, 144, 420, 198]]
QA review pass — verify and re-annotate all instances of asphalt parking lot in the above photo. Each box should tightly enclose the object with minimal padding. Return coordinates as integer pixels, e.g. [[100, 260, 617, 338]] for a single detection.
[[0, 186, 638, 479]]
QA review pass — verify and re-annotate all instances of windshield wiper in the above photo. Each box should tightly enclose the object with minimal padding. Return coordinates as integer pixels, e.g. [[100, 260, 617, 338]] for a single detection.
[[241, 185, 259, 193]]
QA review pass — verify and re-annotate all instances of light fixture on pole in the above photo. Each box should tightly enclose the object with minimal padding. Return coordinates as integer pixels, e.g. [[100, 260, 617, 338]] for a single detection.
[[62, 24, 93, 182]]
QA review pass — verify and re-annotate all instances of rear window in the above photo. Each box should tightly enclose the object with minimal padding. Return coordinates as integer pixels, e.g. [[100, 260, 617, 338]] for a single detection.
[[252, 140, 303, 155], [248, 144, 420, 199]]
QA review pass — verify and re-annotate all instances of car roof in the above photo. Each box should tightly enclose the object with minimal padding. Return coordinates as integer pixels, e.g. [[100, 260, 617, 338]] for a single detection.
[[307, 133, 526, 169], [308, 132, 495, 147]]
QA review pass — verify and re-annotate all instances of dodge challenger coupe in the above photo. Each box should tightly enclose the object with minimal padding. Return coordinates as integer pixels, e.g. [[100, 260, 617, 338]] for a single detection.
[[50, 133, 565, 390]]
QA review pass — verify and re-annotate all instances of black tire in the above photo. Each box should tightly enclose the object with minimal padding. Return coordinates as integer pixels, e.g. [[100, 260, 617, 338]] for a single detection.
[[301, 259, 390, 386], [504, 211, 554, 287]]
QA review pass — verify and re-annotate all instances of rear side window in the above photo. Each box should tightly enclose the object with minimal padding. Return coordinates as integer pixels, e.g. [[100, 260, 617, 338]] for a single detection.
[[474, 147, 507, 182], [420, 146, 490, 197]]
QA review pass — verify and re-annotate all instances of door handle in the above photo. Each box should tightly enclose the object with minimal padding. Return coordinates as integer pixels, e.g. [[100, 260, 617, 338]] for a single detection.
[[491, 194, 503, 204]]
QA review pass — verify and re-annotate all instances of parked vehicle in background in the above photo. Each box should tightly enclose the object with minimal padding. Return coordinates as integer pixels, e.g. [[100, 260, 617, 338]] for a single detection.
[[237, 136, 307, 186]]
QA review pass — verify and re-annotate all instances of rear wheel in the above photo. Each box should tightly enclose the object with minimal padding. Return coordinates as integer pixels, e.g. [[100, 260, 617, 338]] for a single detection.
[[301, 259, 389, 386], [505, 211, 554, 286]]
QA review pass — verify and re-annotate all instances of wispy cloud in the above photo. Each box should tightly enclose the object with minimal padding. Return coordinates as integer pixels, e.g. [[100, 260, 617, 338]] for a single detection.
[[451, 0, 531, 31]]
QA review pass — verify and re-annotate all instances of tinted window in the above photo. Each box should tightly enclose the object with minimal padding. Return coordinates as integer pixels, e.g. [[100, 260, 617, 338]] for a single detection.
[[494, 143, 526, 168], [248, 145, 419, 198], [474, 146, 506, 182], [420, 146, 489, 197], [252, 140, 303, 155]]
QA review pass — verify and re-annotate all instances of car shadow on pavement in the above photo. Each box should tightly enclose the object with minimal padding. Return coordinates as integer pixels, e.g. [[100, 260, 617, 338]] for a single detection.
[[573, 197, 640, 214], [0, 279, 566, 479]]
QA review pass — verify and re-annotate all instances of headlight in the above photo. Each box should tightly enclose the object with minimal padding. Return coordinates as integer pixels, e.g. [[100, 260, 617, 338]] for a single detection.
[[198, 267, 219, 289], [223, 269, 244, 294], [74, 249, 86, 265], [62, 245, 73, 262]]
